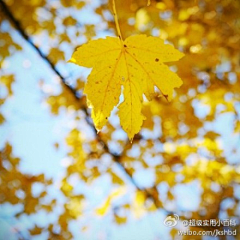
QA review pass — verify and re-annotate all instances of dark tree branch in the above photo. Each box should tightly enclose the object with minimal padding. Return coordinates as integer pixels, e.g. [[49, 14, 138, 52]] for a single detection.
[[0, 0, 165, 211], [0, 0, 78, 98]]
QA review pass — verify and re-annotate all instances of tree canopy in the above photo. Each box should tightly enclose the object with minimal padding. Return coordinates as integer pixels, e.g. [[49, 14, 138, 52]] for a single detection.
[[0, 0, 240, 239]]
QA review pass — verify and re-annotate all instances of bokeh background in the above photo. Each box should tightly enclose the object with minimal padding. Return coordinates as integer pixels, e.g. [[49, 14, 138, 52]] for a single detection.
[[0, 0, 240, 239]]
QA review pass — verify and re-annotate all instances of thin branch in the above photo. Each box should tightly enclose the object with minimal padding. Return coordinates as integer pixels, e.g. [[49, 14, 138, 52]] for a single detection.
[[0, 0, 78, 98]]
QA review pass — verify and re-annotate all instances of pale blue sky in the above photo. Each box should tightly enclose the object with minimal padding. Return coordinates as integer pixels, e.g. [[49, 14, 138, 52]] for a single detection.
[[0, 1, 239, 239]]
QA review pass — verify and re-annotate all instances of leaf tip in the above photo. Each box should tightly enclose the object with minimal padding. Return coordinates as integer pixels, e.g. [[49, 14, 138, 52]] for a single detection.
[[96, 129, 101, 134], [179, 51, 185, 59], [67, 57, 77, 64]]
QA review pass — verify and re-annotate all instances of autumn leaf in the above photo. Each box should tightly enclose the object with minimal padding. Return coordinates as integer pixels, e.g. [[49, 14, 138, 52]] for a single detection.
[[1, 0, 240, 238], [95, 187, 126, 216], [29, 225, 43, 236], [70, 35, 184, 139]]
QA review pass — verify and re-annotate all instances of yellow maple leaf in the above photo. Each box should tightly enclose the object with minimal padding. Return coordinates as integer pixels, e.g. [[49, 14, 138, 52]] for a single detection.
[[70, 35, 184, 139]]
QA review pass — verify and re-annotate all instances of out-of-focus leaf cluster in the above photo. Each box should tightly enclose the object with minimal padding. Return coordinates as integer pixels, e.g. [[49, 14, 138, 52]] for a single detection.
[[0, 0, 240, 239]]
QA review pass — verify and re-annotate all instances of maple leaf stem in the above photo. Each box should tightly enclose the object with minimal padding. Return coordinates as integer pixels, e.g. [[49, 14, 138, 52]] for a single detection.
[[112, 0, 123, 42]]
